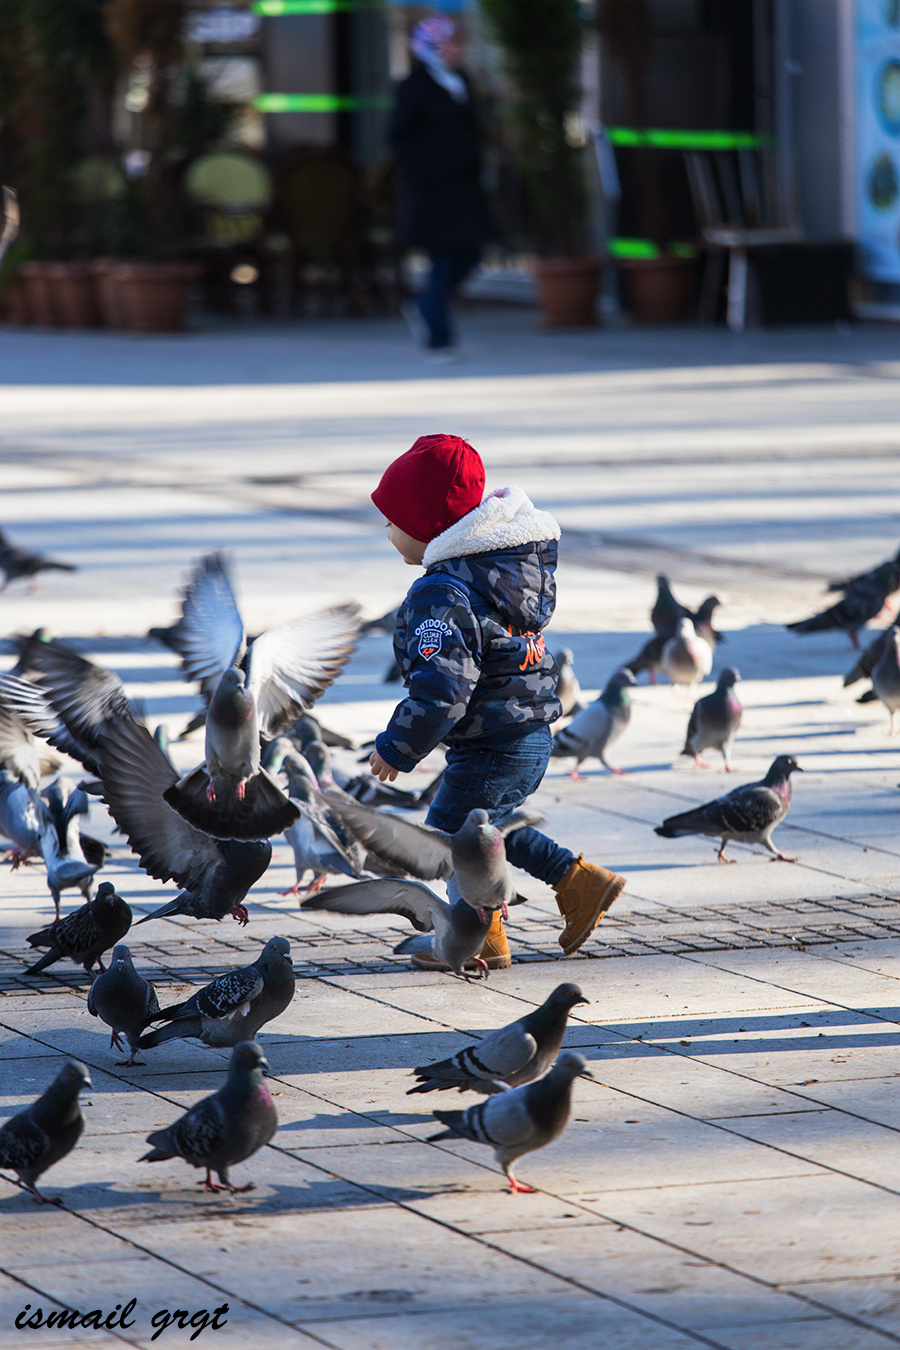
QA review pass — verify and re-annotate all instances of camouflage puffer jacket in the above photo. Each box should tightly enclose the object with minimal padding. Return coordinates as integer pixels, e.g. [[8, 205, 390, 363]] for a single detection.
[[375, 486, 563, 772]]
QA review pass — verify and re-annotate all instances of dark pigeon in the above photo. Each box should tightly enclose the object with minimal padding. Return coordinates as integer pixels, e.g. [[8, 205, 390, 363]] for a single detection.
[[651, 575, 691, 636], [140, 1040, 277, 1194], [655, 753, 802, 862], [827, 547, 900, 595], [0, 528, 76, 592], [550, 669, 635, 777], [139, 936, 295, 1050], [872, 626, 900, 734], [428, 1050, 593, 1193], [787, 563, 898, 649], [843, 629, 889, 694], [0, 1059, 91, 1203], [87, 944, 160, 1066], [97, 715, 271, 926], [409, 983, 589, 1095], [682, 666, 742, 771], [25, 881, 132, 975]]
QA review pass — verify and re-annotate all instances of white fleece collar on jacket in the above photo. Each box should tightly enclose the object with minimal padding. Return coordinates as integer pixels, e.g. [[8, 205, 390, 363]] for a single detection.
[[422, 486, 561, 567]]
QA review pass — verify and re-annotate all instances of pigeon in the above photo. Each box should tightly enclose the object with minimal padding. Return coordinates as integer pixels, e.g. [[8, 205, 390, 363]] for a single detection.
[[24, 881, 132, 974], [692, 595, 724, 648], [681, 666, 742, 771], [96, 715, 272, 925], [0, 692, 42, 788], [655, 753, 802, 862], [138, 936, 295, 1050], [87, 945, 160, 1066], [0, 770, 43, 868], [661, 617, 713, 692], [360, 604, 400, 636], [0, 528, 76, 592], [279, 757, 367, 896], [826, 547, 900, 596], [843, 629, 889, 696], [550, 669, 635, 778], [786, 563, 899, 649], [303, 876, 496, 978], [408, 982, 589, 1095], [0, 1059, 91, 1203], [428, 1049, 593, 1193], [871, 626, 900, 733], [158, 551, 359, 839], [554, 648, 584, 717], [38, 777, 102, 919], [315, 798, 542, 918], [140, 1040, 277, 1194], [651, 575, 691, 636]]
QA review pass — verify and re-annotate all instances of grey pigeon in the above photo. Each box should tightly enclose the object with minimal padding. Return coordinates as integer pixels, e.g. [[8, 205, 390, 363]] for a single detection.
[[0, 1059, 91, 1203], [279, 757, 366, 896], [787, 562, 898, 649], [550, 669, 635, 777], [692, 595, 724, 648], [316, 798, 542, 919], [159, 552, 359, 840], [655, 753, 802, 862], [682, 666, 742, 771], [843, 629, 889, 697], [872, 626, 900, 733], [554, 648, 584, 717], [87, 945, 160, 1066], [25, 881, 132, 975], [303, 876, 496, 978], [38, 777, 101, 919], [428, 1049, 593, 1193], [97, 715, 271, 926], [140, 1040, 277, 1194], [138, 936, 295, 1050], [409, 982, 588, 1095], [0, 528, 76, 592], [661, 616, 713, 691], [651, 575, 690, 635], [0, 770, 43, 869]]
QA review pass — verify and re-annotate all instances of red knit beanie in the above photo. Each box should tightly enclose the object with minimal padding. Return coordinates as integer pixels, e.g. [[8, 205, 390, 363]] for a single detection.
[[371, 434, 485, 543]]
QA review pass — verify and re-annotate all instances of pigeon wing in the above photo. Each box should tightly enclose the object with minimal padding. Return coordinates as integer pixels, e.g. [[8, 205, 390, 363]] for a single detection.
[[172, 1094, 227, 1163], [0, 673, 90, 770], [0, 696, 42, 788], [0, 1113, 48, 1171], [195, 968, 264, 1021], [319, 792, 453, 879], [97, 715, 224, 891], [301, 877, 442, 931], [245, 603, 361, 737], [701, 783, 780, 835], [168, 552, 246, 701], [25, 641, 133, 746], [493, 807, 545, 839]]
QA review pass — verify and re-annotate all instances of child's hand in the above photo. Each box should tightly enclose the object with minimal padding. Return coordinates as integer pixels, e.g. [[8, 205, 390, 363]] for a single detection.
[[369, 749, 399, 782]]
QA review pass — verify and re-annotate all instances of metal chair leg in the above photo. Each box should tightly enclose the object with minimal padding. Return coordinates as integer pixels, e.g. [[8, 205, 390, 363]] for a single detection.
[[726, 247, 748, 332]]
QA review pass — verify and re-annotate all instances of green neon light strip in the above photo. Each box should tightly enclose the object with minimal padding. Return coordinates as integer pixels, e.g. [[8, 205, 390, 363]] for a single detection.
[[607, 127, 768, 150], [254, 93, 366, 112], [252, 1, 358, 13], [608, 238, 698, 259]]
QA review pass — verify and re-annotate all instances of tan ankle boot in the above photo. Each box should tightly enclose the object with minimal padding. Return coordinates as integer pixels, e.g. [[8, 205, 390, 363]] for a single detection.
[[554, 855, 625, 956], [411, 910, 512, 971]]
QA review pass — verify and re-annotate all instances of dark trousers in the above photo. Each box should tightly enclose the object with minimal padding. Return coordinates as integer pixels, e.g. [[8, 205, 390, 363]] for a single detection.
[[425, 723, 574, 886], [416, 249, 480, 349]]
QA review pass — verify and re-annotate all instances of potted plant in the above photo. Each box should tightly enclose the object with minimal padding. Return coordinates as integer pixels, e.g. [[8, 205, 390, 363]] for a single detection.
[[480, 0, 600, 327]]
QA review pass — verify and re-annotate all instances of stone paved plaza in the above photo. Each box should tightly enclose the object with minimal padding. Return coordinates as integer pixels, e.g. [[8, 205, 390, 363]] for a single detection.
[[2, 311, 900, 1348]]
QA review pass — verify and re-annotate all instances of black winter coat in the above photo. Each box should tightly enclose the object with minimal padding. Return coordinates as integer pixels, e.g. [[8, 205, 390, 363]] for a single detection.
[[389, 64, 491, 254]]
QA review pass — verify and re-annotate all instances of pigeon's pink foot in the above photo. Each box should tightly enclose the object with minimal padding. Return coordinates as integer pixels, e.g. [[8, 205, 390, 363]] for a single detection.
[[109, 1030, 124, 1051], [231, 904, 249, 925], [304, 875, 326, 895], [205, 779, 217, 803], [463, 957, 490, 982], [475, 905, 489, 925], [280, 883, 303, 897], [507, 1172, 537, 1194], [117, 1052, 145, 1067], [693, 755, 709, 769], [234, 778, 248, 802], [501, 900, 509, 921], [607, 765, 626, 775], [31, 1185, 63, 1206], [6, 846, 32, 870], [228, 1182, 255, 1194], [569, 769, 585, 782], [200, 1172, 228, 1193]]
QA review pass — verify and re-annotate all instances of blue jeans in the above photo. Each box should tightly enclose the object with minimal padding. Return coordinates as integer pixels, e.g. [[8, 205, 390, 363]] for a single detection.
[[425, 723, 574, 887], [416, 250, 480, 349]]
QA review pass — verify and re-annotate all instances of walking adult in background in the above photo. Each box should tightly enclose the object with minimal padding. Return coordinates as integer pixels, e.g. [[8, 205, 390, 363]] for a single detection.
[[389, 16, 491, 359]]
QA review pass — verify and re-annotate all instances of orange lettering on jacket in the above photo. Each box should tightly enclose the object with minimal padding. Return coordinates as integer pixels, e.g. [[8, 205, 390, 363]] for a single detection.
[[509, 626, 546, 671]]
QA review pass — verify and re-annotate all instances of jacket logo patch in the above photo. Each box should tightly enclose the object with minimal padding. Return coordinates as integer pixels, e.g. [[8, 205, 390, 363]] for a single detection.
[[415, 618, 450, 661]]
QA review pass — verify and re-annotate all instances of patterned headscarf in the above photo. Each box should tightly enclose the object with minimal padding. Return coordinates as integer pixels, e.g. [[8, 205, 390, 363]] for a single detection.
[[409, 16, 468, 102]]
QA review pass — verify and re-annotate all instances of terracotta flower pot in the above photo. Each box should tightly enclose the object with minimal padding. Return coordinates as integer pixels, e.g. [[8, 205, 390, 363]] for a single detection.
[[19, 262, 60, 325], [90, 260, 129, 329], [46, 263, 100, 327], [109, 261, 203, 332], [620, 255, 696, 323], [534, 256, 601, 328]]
